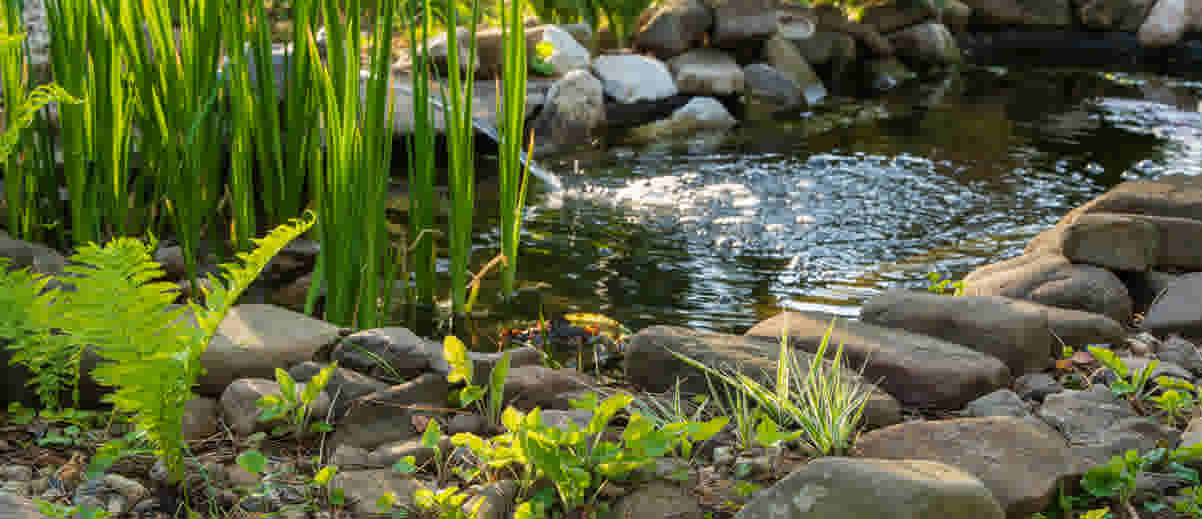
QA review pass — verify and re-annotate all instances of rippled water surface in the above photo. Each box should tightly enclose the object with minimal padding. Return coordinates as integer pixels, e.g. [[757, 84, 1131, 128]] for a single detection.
[[458, 68, 1202, 335]]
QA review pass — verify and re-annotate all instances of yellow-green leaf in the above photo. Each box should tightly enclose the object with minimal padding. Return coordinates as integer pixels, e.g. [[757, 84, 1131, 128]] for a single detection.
[[444, 335, 473, 385]]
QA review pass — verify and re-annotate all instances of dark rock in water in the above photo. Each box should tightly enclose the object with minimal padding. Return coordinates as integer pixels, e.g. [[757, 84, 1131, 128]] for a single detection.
[[962, 253, 1133, 326], [1143, 273, 1202, 339], [741, 63, 802, 111], [854, 416, 1074, 519], [744, 312, 1010, 409], [735, 457, 1005, 519], [623, 326, 903, 428]]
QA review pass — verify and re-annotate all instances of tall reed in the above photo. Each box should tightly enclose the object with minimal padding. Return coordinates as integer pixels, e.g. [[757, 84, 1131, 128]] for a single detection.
[[496, 0, 532, 298], [406, 0, 439, 307], [105, 0, 226, 286], [442, 0, 480, 315], [307, 0, 397, 328], [0, 2, 54, 243]]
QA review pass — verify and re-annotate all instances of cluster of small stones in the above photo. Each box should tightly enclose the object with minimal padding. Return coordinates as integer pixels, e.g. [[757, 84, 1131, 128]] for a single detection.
[[4, 174, 1202, 518]]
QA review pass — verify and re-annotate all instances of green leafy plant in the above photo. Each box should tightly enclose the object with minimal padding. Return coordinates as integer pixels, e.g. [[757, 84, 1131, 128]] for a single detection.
[[1081, 446, 1202, 518], [235, 448, 344, 514], [257, 361, 339, 439], [1152, 377, 1201, 427], [924, 272, 964, 296], [0, 258, 78, 410], [672, 319, 872, 456], [68, 212, 315, 487], [444, 335, 511, 428], [415, 485, 482, 519], [1088, 346, 1158, 412], [1176, 486, 1202, 518]]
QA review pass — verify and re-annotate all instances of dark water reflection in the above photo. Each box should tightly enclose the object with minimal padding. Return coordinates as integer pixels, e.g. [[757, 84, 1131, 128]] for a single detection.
[[439, 68, 1202, 336]]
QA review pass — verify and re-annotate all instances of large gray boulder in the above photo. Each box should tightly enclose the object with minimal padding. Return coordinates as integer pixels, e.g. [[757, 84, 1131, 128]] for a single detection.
[[861, 290, 1124, 375], [962, 253, 1133, 326], [668, 49, 745, 96], [196, 304, 342, 396], [624, 326, 903, 428], [633, 0, 713, 59], [591, 54, 679, 103], [735, 457, 1005, 519], [854, 417, 1074, 519], [531, 69, 606, 154], [332, 327, 444, 382], [744, 312, 1010, 409], [1037, 387, 1176, 471]]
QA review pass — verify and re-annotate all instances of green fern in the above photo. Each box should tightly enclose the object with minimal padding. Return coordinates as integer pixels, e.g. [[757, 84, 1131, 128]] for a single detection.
[[69, 212, 316, 484], [0, 259, 73, 409]]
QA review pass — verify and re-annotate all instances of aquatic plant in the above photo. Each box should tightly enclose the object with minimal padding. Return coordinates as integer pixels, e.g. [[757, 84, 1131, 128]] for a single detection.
[[497, 0, 534, 298], [307, 0, 398, 328], [406, 0, 440, 308], [442, 0, 481, 315]]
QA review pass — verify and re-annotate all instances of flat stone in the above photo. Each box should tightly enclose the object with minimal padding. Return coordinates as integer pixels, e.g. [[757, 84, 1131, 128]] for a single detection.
[[860, 290, 1053, 376], [963, 390, 1033, 419], [624, 326, 903, 428], [1013, 373, 1063, 402], [1143, 273, 1202, 339], [613, 481, 703, 519], [735, 457, 1005, 519], [1156, 335, 1202, 376], [332, 327, 443, 383], [330, 469, 427, 517], [1061, 213, 1159, 272], [591, 54, 678, 104], [854, 416, 1074, 518], [744, 312, 1010, 409], [196, 305, 341, 396], [1036, 387, 1138, 445], [962, 253, 1133, 326]]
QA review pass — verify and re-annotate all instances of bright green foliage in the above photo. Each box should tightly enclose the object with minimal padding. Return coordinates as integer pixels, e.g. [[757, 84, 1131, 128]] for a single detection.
[[403, 0, 439, 308], [0, 259, 76, 409], [925, 272, 964, 296], [257, 361, 339, 438], [673, 319, 872, 456], [36, 500, 111, 519], [1088, 346, 1158, 403], [1083, 447, 1201, 508], [1176, 487, 1202, 518], [595, 0, 655, 49], [415, 485, 482, 519], [59, 213, 315, 484], [444, 335, 511, 427], [442, 0, 481, 315], [451, 393, 697, 516], [0, 80, 80, 165]]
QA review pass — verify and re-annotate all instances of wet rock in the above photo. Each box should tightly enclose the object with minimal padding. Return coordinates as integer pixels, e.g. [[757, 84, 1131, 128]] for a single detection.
[[735, 457, 1005, 519], [744, 312, 1009, 410], [963, 389, 1034, 420], [626, 326, 903, 426], [532, 69, 606, 154], [885, 22, 961, 65], [860, 290, 1053, 376], [1143, 273, 1202, 339], [613, 481, 702, 519], [1078, 0, 1153, 31], [633, 0, 713, 59], [332, 327, 443, 383], [762, 35, 826, 105], [629, 97, 738, 141], [854, 416, 1074, 518], [962, 253, 1133, 326], [861, 3, 938, 33], [591, 54, 678, 104], [810, 6, 894, 56], [182, 397, 221, 442], [288, 361, 392, 417], [196, 304, 341, 396], [505, 366, 595, 411], [1157, 335, 1202, 376], [1061, 213, 1160, 272], [1138, 0, 1190, 47], [960, 0, 1072, 25], [668, 49, 744, 96], [331, 469, 426, 517], [742, 64, 802, 111], [704, 0, 778, 48], [864, 56, 917, 92], [464, 480, 518, 519], [220, 378, 331, 437], [539, 25, 590, 75], [792, 30, 857, 67], [1014, 373, 1063, 402]]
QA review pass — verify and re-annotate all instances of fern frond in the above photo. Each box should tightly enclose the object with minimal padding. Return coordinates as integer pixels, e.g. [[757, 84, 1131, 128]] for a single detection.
[[0, 83, 83, 163], [0, 258, 69, 408]]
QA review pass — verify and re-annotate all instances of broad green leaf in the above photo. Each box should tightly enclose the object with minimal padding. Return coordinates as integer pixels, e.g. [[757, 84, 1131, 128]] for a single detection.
[[444, 336, 473, 384], [276, 368, 299, 404], [459, 386, 485, 407], [236, 450, 268, 475], [1087, 346, 1127, 378], [313, 465, 337, 485], [1156, 376, 1197, 392], [303, 362, 337, 405], [393, 455, 418, 474], [421, 419, 442, 449], [489, 350, 511, 413], [588, 393, 633, 435], [376, 492, 398, 510], [534, 41, 554, 60]]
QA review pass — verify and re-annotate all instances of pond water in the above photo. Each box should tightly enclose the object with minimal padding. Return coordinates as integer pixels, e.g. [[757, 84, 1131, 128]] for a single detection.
[[423, 67, 1202, 337]]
